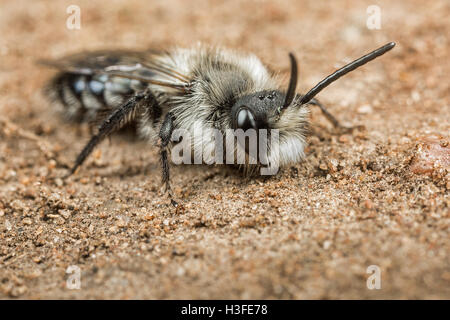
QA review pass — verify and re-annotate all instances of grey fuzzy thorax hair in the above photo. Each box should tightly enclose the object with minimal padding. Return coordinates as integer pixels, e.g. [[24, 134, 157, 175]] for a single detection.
[[140, 46, 278, 137]]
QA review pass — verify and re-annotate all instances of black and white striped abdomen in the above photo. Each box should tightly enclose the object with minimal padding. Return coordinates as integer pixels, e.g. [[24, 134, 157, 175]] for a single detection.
[[46, 72, 147, 123]]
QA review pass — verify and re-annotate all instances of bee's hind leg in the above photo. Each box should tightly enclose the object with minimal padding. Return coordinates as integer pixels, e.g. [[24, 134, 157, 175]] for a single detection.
[[158, 113, 178, 207], [66, 90, 150, 177], [308, 98, 364, 133]]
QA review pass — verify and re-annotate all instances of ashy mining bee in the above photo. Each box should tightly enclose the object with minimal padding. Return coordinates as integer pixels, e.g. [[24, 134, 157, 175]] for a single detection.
[[41, 42, 395, 205]]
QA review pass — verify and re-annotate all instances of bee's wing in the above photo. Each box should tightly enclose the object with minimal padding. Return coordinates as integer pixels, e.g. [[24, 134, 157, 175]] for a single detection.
[[38, 50, 190, 92]]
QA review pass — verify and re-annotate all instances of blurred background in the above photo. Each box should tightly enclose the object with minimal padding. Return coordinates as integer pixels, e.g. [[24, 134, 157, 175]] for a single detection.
[[0, 0, 448, 131]]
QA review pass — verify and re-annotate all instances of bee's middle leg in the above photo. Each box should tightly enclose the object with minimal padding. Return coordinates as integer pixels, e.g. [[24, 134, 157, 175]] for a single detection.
[[158, 113, 177, 207]]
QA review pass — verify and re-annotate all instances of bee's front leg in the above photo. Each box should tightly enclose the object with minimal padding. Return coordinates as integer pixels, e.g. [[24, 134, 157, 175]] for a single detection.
[[308, 98, 364, 133], [158, 112, 178, 207]]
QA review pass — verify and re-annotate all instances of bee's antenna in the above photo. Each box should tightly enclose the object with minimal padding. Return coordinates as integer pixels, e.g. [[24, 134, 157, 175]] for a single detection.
[[281, 52, 298, 110], [299, 42, 396, 105]]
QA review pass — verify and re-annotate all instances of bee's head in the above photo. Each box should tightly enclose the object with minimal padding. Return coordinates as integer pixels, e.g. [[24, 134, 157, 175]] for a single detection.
[[231, 90, 286, 130], [231, 53, 299, 131], [228, 42, 396, 170], [229, 53, 310, 172]]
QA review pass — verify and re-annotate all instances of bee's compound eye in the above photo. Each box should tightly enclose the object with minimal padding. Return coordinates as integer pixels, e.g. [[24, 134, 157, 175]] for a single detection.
[[237, 108, 256, 130]]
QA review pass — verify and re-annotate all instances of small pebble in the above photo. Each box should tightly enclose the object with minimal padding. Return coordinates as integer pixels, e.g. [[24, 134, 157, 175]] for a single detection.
[[323, 240, 332, 250], [55, 178, 63, 187], [5, 219, 12, 231], [357, 104, 373, 114], [364, 199, 374, 209], [410, 135, 450, 174], [339, 135, 350, 143], [58, 209, 71, 220]]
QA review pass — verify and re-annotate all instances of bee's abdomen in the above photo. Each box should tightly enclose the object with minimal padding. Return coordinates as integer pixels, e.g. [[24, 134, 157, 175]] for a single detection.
[[47, 73, 146, 123]]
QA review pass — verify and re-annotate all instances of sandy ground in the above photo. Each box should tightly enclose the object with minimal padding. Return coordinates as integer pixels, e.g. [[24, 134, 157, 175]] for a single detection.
[[0, 0, 449, 299]]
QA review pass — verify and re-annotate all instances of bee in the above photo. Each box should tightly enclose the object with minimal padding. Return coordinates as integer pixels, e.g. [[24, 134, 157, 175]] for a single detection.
[[41, 42, 395, 205]]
